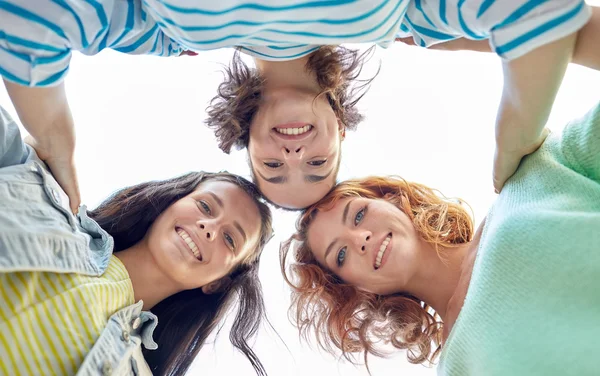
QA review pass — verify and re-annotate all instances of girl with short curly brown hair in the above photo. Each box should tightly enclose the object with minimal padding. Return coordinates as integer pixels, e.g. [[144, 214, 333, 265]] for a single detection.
[[206, 46, 377, 209]]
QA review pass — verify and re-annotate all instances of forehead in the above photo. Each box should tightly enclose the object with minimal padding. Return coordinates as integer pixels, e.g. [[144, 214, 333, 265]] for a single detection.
[[306, 197, 354, 263]]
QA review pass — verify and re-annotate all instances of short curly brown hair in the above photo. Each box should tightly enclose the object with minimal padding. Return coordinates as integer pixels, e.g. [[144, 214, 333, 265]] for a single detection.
[[205, 46, 377, 153], [280, 176, 474, 368]]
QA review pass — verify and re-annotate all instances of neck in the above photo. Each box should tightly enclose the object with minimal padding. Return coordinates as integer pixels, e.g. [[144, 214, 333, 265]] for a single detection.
[[407, 241, 471, 321], [115, 241, 180, 311], [254, 56, 321, 94]]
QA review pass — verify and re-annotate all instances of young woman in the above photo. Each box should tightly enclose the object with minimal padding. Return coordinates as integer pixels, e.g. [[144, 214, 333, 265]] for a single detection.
[[0, 106, 273, 376], [1, 0, 593, 210], [280, 103, 600, 374]]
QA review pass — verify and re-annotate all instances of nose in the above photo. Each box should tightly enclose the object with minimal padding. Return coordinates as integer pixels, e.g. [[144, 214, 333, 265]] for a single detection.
[[281, 145, 305, 164], [198, 222, 216, 242], [352, 230, 372, 255]]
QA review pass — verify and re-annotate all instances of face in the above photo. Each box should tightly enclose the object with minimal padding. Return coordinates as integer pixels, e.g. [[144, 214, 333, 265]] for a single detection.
[[307, 197, 427, 295], [146, 180, 262, 291], [248, 88, 342, 209]]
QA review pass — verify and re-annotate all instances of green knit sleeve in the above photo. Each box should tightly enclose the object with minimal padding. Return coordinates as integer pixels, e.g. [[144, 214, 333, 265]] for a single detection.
[[560, 103, 600, 183]]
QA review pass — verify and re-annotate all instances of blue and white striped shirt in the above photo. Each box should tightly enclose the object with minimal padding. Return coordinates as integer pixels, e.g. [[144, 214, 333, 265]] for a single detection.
[[0, 0, 591, 87]]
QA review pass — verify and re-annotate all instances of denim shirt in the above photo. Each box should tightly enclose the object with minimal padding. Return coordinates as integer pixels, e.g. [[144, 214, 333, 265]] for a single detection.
[[0, 106, 158, 376]]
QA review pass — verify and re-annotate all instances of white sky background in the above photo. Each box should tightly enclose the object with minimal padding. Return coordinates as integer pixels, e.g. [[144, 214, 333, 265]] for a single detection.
[[1, 15, 599, 376]]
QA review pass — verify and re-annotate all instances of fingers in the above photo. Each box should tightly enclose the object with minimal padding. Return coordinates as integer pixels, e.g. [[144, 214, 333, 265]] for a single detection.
[[47, 157, 81, 214], [492, 149, 526, 194], [395, 37, 417, 46], [25, 136, 81, 214], [179, 50, 198, 56]]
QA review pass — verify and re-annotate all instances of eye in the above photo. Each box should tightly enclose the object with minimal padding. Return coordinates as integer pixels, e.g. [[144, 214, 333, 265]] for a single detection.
[[308, 159, 326, 166], [354, 207, 366, 226], [224, 233, 236, 252], [264, 161, 283, 169], [336, 247, 347, 267], [198, 200, 212, 215]]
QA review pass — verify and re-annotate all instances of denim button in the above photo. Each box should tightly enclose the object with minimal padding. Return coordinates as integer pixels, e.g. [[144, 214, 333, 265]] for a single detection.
[[101, 361, 112, 375], [121, 330, 130, 343], [131, 317, 141, 330], [50, 188, 60, 203]]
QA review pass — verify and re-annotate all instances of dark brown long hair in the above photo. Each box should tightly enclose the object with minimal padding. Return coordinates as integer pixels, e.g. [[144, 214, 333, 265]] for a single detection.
[[281, 176, 473, 368], [89, 172, 273, 376], [206, 46, 377, 153]]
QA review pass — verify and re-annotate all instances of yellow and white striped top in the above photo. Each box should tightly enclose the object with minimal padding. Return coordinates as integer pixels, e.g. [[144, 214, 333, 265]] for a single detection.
[[0, 255, 134, 375]]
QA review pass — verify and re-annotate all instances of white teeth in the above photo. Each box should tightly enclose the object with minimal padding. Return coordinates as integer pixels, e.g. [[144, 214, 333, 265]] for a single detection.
[[177, 229, 201, 260], [375, 235, 392, 269], [275, 125, 311, 135]]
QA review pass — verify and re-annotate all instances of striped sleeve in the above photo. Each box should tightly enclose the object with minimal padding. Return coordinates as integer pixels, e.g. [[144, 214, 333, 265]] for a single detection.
[[400, 0, 592, 60], [0, 0, 188, 87], [0, 1, 72, 87]]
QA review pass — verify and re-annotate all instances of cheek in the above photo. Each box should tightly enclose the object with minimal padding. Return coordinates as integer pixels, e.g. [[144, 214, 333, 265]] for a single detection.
[[249, 137, 277, 160], [212, 245, 237, 271]]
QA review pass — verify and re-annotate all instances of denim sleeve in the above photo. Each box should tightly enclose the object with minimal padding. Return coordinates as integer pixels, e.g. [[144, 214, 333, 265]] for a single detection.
[[0, 106, 30, 169]]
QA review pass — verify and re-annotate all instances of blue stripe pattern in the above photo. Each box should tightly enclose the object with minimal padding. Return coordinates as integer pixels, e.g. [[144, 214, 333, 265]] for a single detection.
[[0, 0, 591, 86], [439, 0, 448, 25], [158, 0, 360, 15], [414, 0, 436, 28], [0, 2, 67, 39], [477, 0, 495, 18], [496, 1, 586, 55], [54, 0, 90, 48]]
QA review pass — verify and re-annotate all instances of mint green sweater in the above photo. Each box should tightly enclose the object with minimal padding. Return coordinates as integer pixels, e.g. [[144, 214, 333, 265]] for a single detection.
[[439, 103, 600, 376]]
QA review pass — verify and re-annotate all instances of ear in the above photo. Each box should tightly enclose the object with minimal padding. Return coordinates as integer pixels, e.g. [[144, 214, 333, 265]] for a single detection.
[[201, 276, 233, 295], [337, 119, 346, 140]]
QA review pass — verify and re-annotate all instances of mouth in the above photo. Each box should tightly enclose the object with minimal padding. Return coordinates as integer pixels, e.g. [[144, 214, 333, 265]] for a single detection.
[[272, 123, 314, 140], [274, 124, 313, 136], [374, 233, 392, 270], [176, 227, 202, 261]]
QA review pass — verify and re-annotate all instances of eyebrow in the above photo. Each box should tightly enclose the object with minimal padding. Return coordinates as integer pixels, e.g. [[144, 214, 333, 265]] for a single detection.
[[256, 166, 334, 185], [208, 192, 224, 207], [323, 199, 353, 264], [256, 172, 288, 184], [234, 222, 247, 245], [209, 192, 247, 245]]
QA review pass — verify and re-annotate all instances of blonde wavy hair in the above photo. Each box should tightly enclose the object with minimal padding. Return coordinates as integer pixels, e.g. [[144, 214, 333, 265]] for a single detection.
[[280, 176, 474, 368]]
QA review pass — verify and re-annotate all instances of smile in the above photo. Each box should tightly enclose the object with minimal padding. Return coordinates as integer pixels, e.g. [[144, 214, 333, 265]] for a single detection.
[[176, 228, 202, 261], [274, 124, 312, 135], [374, 233, 392, 270]]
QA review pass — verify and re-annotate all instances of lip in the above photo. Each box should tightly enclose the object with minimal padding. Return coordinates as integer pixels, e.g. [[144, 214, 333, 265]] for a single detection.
[[272, 122, 314, 141], [175, 226, 204, 262], [373, 233, 392, 270]]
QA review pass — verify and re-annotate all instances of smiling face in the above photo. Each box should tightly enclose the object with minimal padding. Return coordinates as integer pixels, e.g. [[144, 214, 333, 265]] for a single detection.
[[248, 88, 343, 209], [307, 196, 428, 295], [145, 180, 262, 291]]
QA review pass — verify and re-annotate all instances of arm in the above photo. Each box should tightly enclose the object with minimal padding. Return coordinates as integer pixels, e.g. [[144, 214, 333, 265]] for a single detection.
[[492, 33, 576, 191], [396, 6, 600, 71], [3, 80, 81, 212]]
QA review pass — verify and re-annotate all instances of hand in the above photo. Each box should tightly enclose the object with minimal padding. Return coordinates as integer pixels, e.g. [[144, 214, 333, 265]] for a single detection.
[[395, 37, 417, 46], [24, 135, 81, 214], [493, 128, 551, 193], [179, 50, 198, 57]]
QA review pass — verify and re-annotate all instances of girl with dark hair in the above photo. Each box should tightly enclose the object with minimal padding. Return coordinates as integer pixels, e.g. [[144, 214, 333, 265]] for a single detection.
[[280, 103, 600, 375], [2, 0, 596, 212], [0, 106, 273, 376]]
